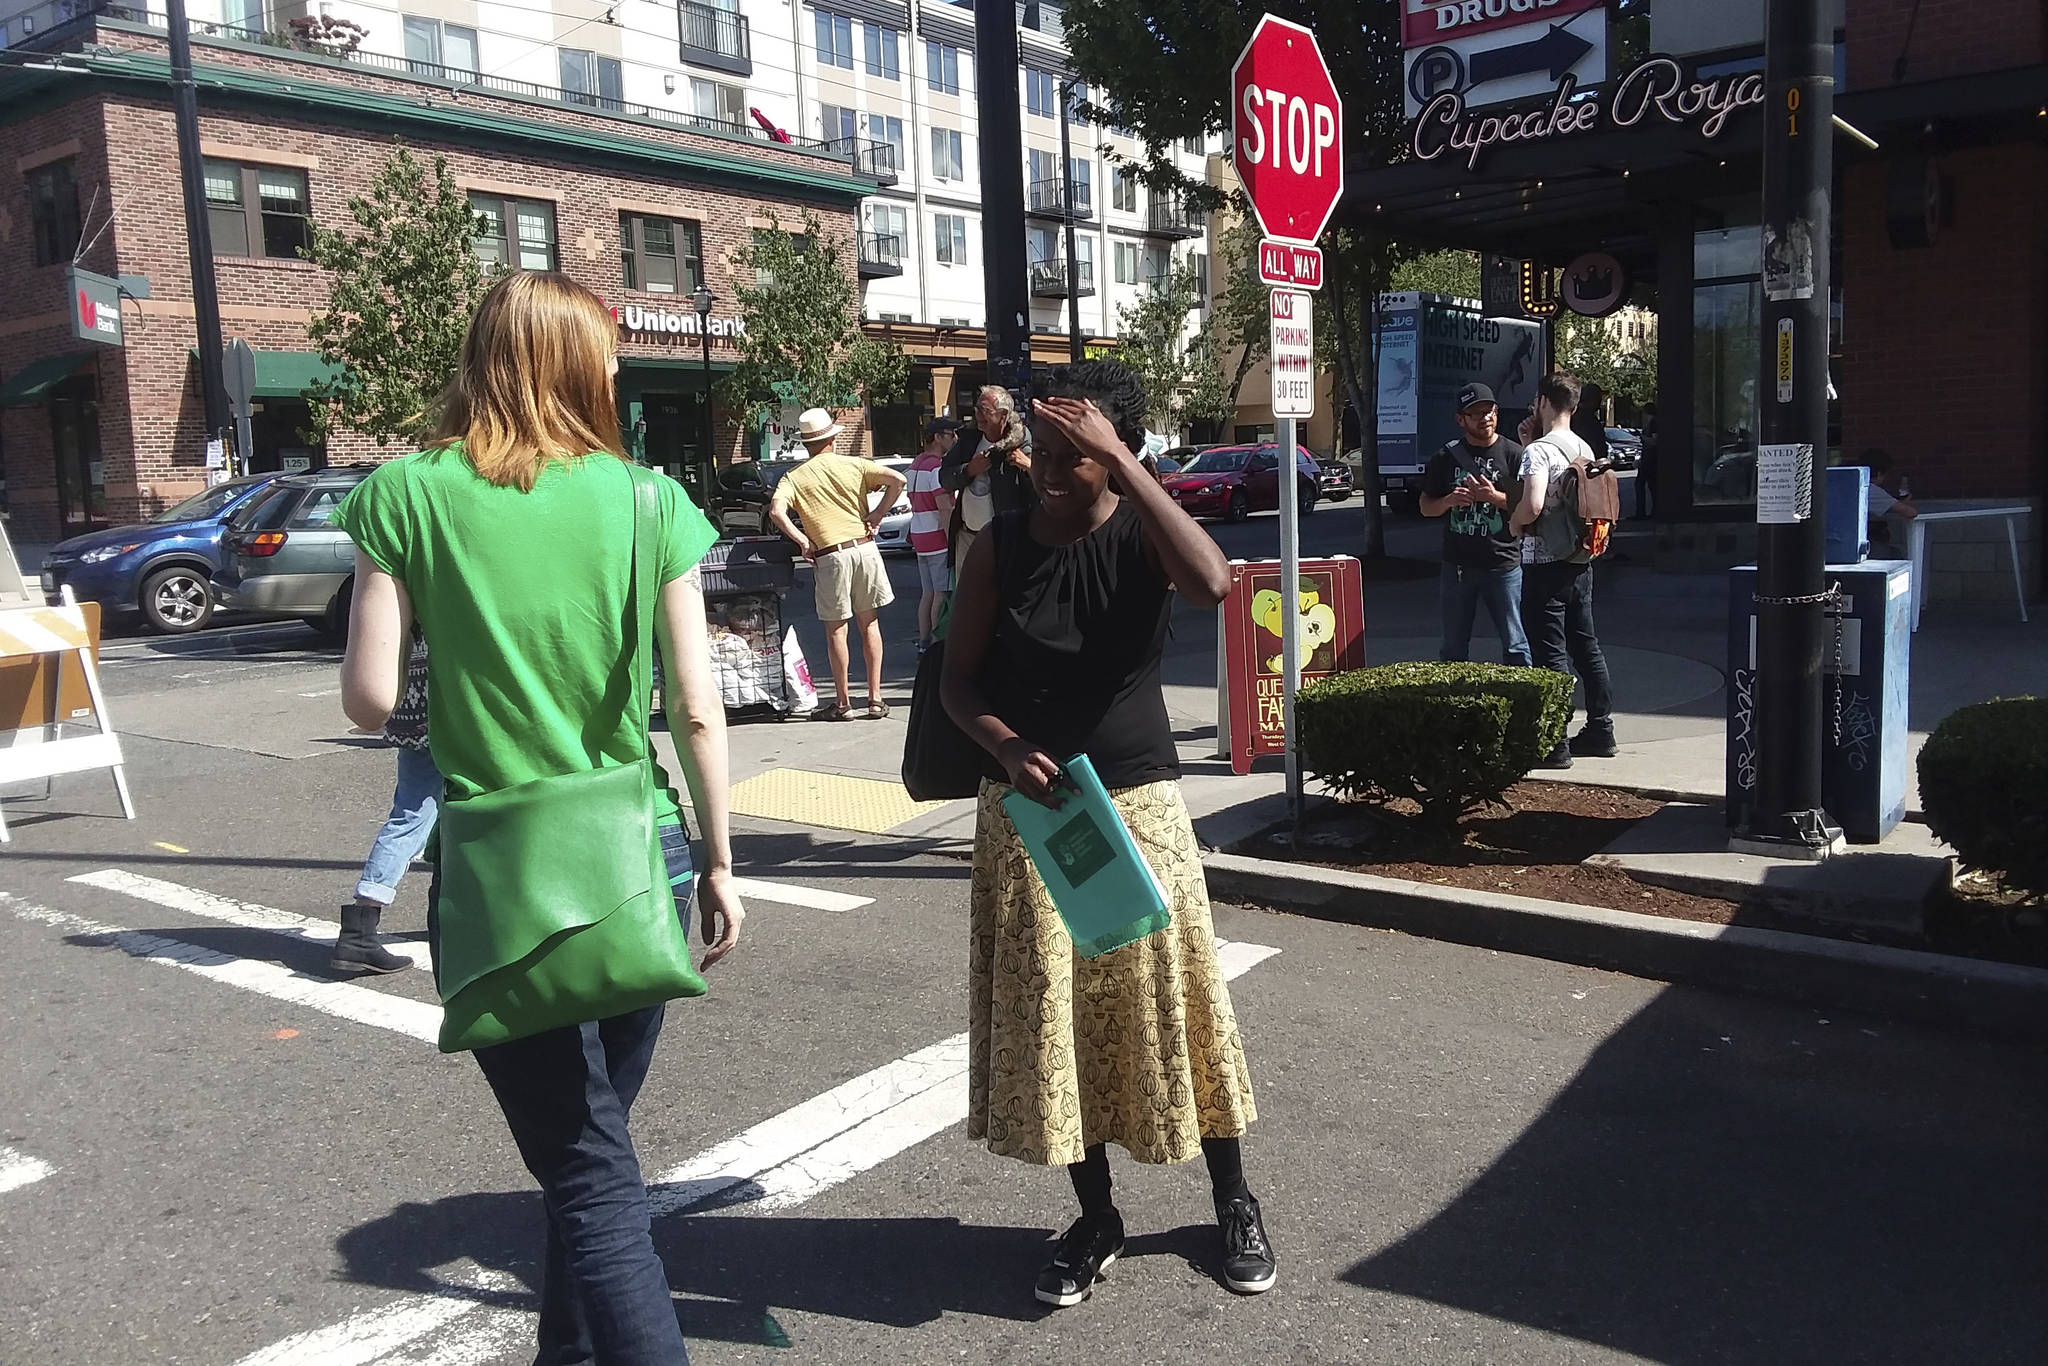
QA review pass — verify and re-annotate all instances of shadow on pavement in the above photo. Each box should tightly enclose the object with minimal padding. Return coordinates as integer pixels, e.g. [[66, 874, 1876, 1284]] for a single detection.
[[336, 1192, 1115, 1343], [1343, 984, 2048, 1365]]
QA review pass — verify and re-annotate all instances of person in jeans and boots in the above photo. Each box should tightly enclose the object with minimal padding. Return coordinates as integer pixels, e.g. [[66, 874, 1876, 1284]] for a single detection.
[[1511, 371, 1616, 769], [337, 271, 745, 1366], [334, 631, 440, 974], [943, 361, 1274, 1309], [1420, 382, 1531, 667]]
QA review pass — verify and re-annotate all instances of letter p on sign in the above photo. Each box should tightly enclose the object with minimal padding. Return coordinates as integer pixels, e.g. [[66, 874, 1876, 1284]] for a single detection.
[[1232, 14, 1344, 247]]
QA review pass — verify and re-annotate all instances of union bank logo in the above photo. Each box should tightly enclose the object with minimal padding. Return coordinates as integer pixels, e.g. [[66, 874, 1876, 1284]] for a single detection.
[[610, 304, 746, 339], [77, 288, 119, 339]]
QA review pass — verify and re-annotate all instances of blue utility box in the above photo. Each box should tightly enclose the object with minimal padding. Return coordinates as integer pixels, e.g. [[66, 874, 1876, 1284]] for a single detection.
[[1825, 465, 1871, 564], [1726, 559, 1913, 843]]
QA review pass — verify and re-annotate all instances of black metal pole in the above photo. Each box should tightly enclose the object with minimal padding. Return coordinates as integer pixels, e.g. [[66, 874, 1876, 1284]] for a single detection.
[[165, 0, 230, 471], [974, 0, 1030, 396], [1058, 81, 1082, 364], [698, 325, 713, 492], [1743, 0, 1838, 853]]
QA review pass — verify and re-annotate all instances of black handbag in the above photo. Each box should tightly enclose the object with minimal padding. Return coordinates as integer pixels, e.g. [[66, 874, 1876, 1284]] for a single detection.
[[902, 632, 997, 801]]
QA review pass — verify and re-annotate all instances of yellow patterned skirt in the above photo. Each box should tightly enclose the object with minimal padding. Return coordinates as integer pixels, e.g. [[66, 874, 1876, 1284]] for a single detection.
[[967, 778, 1257, 1166]]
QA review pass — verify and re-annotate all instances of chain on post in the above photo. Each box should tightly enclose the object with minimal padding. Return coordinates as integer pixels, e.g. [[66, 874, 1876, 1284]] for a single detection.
[[1753, 583, 1848, 746]]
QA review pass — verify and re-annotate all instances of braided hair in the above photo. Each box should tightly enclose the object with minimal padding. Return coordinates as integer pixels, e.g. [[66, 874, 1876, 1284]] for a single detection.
[[1033, 360, 1150, 455]]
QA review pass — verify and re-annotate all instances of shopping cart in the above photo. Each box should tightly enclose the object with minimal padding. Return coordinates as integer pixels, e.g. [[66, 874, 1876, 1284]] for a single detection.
[[689, 536, 813, 718]]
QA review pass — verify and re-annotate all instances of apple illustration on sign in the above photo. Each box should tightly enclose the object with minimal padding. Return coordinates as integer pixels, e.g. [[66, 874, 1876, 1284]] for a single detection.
[[1250, 582, 1337, 676]]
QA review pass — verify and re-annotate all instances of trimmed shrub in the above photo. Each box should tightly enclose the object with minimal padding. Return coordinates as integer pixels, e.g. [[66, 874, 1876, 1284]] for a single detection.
[[1918, 697, 2048, 897], [1297, 661, 1576, 827]]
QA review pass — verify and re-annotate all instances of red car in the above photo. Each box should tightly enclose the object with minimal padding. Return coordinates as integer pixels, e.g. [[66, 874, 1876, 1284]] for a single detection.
[[1161, 444, 1323, 522]]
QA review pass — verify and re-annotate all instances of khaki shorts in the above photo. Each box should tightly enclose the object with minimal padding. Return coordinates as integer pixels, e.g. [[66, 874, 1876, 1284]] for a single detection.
[[813, 541, 894, 622]]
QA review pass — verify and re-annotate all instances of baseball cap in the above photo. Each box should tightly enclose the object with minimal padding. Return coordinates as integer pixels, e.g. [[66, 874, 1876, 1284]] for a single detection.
[[922, 416, 959, 440], [1456, 383, 1496, 412]]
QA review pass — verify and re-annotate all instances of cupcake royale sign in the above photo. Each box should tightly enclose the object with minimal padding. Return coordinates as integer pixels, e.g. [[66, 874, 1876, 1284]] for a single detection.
[[1411, 55, 1766, 171]]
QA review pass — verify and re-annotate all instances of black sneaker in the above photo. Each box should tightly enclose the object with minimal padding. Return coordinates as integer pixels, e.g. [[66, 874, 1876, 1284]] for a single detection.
[[1216, 1193, 1277, 1294], [1535, 743, 1574, 770], [1569, 726, 1619, 758], [1034, 1209, 1124, 1307]]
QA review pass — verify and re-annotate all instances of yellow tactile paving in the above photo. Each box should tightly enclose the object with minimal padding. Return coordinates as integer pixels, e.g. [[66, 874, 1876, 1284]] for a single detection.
[[729, 767, 951, 835]]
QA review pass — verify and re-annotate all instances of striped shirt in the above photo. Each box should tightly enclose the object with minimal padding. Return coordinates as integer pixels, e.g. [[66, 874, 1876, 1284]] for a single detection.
[[906, 453, 949, 556]]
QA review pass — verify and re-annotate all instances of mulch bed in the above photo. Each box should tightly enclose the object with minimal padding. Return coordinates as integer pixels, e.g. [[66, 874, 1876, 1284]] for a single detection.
[[1257, 781, 1742, 924], [1242, 781, 2048, 969]]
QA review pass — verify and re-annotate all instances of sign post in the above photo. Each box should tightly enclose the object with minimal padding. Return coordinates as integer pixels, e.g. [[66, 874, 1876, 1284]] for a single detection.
[[1233, 12, 1342, 826], [223, 338, 258, 477]]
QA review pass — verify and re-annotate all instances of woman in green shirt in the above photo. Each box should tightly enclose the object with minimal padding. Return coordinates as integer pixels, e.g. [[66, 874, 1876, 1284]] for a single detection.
[[338, 270, 744, 1366]]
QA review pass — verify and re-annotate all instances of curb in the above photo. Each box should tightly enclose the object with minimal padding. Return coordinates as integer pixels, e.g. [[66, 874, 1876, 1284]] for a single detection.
[[1202, 851, 2048, 1045]]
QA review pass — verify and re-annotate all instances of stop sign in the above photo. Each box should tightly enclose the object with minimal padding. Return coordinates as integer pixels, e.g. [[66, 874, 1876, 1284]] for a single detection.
[[1231, 14, 1344, 246]]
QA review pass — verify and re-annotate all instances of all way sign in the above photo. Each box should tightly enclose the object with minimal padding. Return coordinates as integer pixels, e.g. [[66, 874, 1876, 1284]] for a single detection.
[[1269, 289, 1315, 418], [1259, 240, 1324, 290]]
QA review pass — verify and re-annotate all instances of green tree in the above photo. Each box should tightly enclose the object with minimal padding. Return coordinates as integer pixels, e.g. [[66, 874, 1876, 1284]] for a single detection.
[[1557, 314, 1659, 413], [1065, 0, 1411, 554], [1392, 250, 1482, 299], [1207, 203, 1271, 415], [724, 210, 907, 425], [1116, 261, 1212, 433], [303, 145, 493, 446]]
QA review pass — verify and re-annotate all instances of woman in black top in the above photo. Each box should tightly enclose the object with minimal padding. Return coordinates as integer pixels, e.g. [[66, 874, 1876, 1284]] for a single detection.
[[943, 361, 1276, 1307]]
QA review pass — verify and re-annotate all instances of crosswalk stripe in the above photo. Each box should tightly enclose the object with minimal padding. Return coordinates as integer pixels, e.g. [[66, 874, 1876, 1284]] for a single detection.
[[0, 1144, 53, 1194], [232, 936, 1283, 1365], [727, 875, 873, 913], [69, 869, 434, 970], [0, 893, 443, 1044]]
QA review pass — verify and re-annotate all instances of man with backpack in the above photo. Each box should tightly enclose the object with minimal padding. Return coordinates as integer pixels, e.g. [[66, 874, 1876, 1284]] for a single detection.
[[1509, 372, 1619, 769]]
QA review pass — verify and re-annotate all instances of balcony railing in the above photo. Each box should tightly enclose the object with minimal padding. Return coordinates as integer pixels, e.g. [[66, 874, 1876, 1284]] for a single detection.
[[1146, 198, 1204, 239], [679, 0, 751, 78], [32, 3, 860, 166], [1025, 177, 1094, 221], [858, 231, 904, 278], [825, 137, 900, 185], [1029, 259, 1095, 298]]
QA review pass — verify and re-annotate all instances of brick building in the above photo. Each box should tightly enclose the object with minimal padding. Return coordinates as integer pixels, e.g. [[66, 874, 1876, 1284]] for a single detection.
[[0, 10, 878, 544], [1346, 0, 2047, 605]]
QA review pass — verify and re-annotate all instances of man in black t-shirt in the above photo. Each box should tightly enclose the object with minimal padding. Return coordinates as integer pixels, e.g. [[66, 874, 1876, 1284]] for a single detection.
[[1420, 383, 1533, 666]]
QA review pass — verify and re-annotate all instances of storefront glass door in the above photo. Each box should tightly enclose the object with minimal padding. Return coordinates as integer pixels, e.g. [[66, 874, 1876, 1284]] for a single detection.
[[49, 381, 107, 535], [1692, 227, 1762, 508]]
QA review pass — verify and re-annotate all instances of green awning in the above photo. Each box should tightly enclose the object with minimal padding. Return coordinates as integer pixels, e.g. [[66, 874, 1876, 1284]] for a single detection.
[[0, 351, 92, 407], [188, 347, 340, 397]]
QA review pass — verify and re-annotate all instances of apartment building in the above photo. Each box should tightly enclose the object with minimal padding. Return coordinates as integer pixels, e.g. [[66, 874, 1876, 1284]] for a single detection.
[[0, 7, 873, 541]]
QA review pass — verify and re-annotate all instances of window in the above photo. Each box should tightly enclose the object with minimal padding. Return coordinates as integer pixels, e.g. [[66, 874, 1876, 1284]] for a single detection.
[[27, 160, 81, 267], [1024, 68, 1055, 118], [1114, 241, 1139, 285], [1028, 147, 1059, 186], [620, 213, 702, 294], [867, 114, 906, 174], [692, 77, 745, 126], [925, 40, 960, 95], [939, 316, 971, 327], [814, 10, 853, 68], [867, 203, 907, 255], [930, 127, 965, 182], [470, 193, 556, 271], [288, 487, 348, 529], [560, 49, 623, 109], [933, 213, 967, 265], [1064, 80, 1089, 131], [1111, 165, 1137, 213], [1073, 234, 1094, 290], [204, 161, 311, 260], [1142, 244, 1172, 288], [820, 103, 858, 144], [863, 23, 900, 80], [1189, 250, 1208, 303], [1181, 134, 1204, 154], [1068, 156, 1092, 213], [402, 16, 477, 76], [1027, 225, 1059, 267]]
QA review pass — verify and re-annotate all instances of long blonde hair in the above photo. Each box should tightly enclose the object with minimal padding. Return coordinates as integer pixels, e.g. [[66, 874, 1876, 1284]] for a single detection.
[[431, 271, 625, 490]]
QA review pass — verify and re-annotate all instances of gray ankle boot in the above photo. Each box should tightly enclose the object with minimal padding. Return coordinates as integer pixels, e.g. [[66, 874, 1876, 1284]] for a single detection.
[[333, 904, 409, 975]]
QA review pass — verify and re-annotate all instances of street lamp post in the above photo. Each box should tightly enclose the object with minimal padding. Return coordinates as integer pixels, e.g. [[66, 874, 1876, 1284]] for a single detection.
[[691, 281, 715, 500]]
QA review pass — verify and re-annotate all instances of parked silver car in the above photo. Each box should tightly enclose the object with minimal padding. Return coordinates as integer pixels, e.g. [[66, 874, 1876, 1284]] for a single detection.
[[212, 466, 371, 636]]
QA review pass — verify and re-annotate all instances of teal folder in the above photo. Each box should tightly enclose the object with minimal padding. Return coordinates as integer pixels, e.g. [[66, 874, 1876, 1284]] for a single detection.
[[1002, 754, 1171, 958]]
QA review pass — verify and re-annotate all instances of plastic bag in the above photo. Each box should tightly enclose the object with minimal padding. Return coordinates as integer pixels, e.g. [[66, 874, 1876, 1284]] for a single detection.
[[782, 627, 818, 715]]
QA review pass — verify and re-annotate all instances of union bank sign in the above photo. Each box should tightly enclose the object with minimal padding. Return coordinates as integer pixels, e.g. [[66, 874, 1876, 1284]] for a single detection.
[[611, 304, 748, 341]]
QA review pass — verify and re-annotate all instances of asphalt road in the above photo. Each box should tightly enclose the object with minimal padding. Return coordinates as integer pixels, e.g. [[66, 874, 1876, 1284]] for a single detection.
[[4, 490, 2044, 1365]]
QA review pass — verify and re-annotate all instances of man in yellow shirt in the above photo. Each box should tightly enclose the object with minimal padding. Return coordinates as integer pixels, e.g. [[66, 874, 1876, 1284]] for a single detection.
[[770, 408, 906, 721]]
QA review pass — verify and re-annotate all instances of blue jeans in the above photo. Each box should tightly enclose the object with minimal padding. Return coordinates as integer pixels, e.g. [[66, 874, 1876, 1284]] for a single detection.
[[1522, 559, 1614, 728], [1439, 562, 1532, 667], [431, 827, 698, 1366], [355, 746, 443, 905]]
